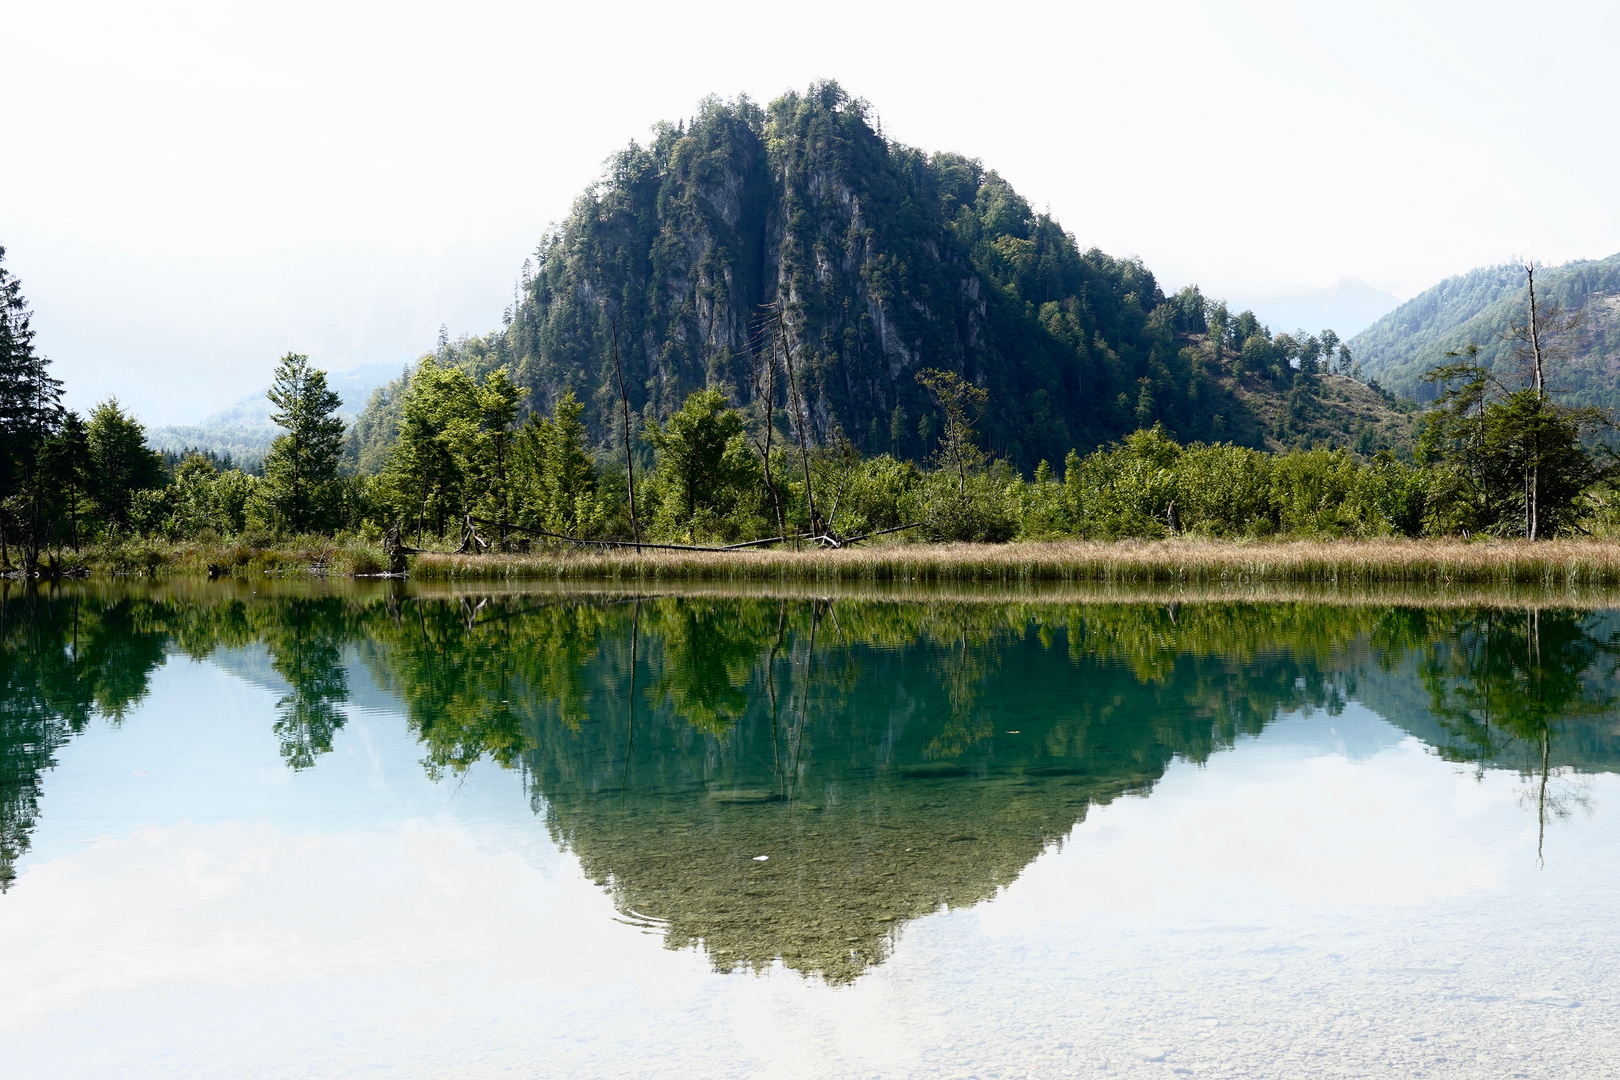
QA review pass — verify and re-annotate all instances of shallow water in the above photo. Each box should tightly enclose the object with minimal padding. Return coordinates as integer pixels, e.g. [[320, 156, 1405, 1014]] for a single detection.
[[1, 586, 1616, 1078]]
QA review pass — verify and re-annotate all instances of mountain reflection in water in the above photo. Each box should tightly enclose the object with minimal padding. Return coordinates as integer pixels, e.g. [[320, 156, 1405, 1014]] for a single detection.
[[2, 585, 1618, 982]]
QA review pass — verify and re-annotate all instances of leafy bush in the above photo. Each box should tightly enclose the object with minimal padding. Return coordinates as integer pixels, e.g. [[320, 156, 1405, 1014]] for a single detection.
[[919, 462, 1018, 543]]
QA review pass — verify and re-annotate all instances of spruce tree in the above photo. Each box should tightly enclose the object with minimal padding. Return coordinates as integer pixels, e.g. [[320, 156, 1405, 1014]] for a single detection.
[[0, 248, 64, 567], [262, 353, 345, 534], [47, 412, 91, 551], [85, 399, 165, 531]]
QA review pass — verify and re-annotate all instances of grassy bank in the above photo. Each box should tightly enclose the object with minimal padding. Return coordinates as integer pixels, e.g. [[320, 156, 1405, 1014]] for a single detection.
[[44, 536, 1620, 592], [409, 538, 1620, 588], [62, 535, 388, 578]]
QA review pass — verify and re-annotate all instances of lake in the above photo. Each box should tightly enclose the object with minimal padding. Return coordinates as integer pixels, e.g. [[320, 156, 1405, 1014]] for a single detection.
[[1, 583, 1616, 1078]]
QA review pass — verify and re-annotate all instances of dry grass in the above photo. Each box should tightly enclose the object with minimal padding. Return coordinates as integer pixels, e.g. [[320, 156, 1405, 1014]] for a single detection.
[[74, 535, 389, 578], [409, 538, 1620, 589]]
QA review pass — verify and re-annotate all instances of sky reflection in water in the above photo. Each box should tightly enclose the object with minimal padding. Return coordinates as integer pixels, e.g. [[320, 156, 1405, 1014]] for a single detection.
[[0, 586, 1616, 1078]]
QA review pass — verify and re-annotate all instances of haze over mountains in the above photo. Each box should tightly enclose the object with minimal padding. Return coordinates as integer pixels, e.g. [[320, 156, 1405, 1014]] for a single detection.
[[1349, 253, 1620, 408], [148, 361, 405, 464], [1232, 278, 1402, 340]]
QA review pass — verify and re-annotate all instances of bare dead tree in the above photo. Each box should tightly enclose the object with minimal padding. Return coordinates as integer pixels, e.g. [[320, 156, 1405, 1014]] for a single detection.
[[778, 304, 819, 539], [609, 317, 642, 551], [1508, 262, 1587, 540], [749, 307, 788, 540]]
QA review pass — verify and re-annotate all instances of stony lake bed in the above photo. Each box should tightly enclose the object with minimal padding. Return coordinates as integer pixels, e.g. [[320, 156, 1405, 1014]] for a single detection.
[[0, 581, 1616, 1078]]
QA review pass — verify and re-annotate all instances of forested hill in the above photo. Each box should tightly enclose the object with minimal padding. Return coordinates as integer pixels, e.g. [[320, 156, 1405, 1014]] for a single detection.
[[350, 82, 1397, 473], [1349, 253, 1620, 406]]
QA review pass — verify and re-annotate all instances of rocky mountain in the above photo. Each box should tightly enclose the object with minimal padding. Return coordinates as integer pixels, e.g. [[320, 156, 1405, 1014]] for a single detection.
[[351, 82, 1411, 472], [1349, 253, 1620, 407]]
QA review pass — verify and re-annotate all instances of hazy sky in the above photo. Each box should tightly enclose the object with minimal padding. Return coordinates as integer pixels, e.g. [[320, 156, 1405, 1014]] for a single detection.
[[5, 0, 1618, 424]]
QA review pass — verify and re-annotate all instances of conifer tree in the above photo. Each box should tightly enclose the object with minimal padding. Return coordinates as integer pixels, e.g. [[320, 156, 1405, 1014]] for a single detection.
[[47, 412, 91, 551], [86, 398, 165, 531], [385, 357, 477, 542], [0, 246, 40, 501], [514, 390, 603, 537], [262, 353, 345, 534], [0, 248, 64, 567], [471, 367, 524, 536]]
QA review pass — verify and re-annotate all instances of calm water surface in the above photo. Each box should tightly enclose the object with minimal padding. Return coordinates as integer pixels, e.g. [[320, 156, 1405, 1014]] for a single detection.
[[1, 585, 1617, 1078]]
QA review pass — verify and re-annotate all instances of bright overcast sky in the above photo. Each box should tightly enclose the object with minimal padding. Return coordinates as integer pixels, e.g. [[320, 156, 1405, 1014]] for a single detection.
[[4, 0, 1618, 424]]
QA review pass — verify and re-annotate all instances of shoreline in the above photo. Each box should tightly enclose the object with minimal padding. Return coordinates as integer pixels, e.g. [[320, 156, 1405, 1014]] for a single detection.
[[406, 538, 1620, 587], [37, 536, 1620, 594]]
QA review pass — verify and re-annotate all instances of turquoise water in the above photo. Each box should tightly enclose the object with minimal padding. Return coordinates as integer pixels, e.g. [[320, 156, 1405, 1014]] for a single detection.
[[1, 586, 1616, 1077]]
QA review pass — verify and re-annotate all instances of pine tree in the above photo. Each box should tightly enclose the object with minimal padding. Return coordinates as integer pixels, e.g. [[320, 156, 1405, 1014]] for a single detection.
[[262, 353, 345, 535], [0, 248, 64, 568], [47, 412, 91, 551], [0, 246, 40, 495]]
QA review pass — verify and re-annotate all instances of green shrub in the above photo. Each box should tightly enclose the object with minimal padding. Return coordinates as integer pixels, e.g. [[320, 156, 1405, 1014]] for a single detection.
[[919, 463, 1018, 543]]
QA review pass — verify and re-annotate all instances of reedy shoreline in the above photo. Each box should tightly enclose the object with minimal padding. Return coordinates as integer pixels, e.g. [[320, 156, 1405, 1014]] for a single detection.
[[43, 536, 1620, 593], [411, 538, 1620, 588]]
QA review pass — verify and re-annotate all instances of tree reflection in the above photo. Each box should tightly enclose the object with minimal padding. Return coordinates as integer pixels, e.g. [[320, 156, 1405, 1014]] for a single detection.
[[0, 588, 169, 889], [4, 584, 1620, 977], [263, 599, 351, 771], [1411, 607, 1620, 864]]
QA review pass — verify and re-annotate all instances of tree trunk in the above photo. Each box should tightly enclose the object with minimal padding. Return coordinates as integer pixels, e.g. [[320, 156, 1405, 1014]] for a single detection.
[[611, 318, 641, 551], [781, 311, 817, 539], [1526, 264, 1544, 540], [753, 318, 787, 542]]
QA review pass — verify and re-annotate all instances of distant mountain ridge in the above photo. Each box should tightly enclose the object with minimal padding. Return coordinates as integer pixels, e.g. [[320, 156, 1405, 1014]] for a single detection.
[[147, 360, 406, 463], [1349, 253, 1620, 406]]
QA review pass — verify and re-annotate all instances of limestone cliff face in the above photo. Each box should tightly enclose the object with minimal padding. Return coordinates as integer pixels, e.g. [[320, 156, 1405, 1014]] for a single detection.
[[458, 83, 1221, 469]]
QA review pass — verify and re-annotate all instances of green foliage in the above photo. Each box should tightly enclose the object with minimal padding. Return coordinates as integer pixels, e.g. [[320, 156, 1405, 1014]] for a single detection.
[[0, 246, 65, 567], [833, 454, 922, 537], [1353, 254, 1620, 410], [471, 367, 525, 526], [41, 411, 92, 548], [1058, 425, 1424, 540], [1067, 426, 1183, 539], [260, 354, 345, 534], [909, 367, 1016, 541], [380, 357, 528, 541], [915, 368, 989, 493], [142, 454, 260, 539], [512, 390, 611, 538], [644, 390, 763, 541], [1172, 443, 1275, 536], [1417, 350, 1610, 538], [388, 358, 474, 538], [915, 460, 1018, 543], [86, 398, 165, 532], [1012, 460, 1066, 539]]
